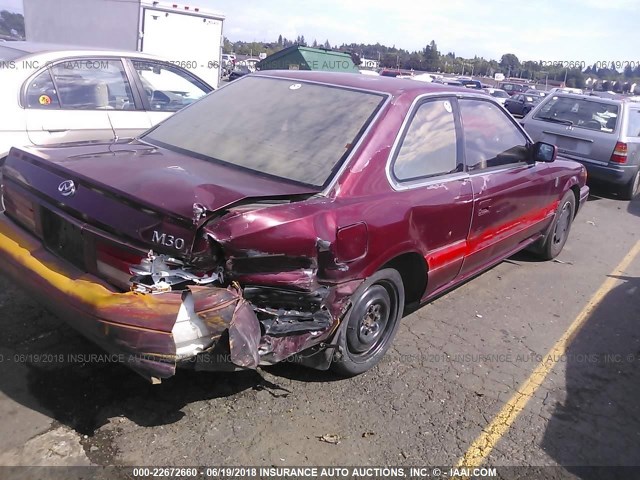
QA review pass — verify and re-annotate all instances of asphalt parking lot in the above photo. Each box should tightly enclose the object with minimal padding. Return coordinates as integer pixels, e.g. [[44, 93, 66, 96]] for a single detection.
[[0, 184, 638, 478]]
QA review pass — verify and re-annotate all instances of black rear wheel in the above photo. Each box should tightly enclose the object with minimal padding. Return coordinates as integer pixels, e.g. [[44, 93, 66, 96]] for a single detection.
[[620, 169, 640, 201]]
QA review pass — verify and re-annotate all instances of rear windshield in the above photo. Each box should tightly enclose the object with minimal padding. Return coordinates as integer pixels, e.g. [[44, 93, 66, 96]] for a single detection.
[[0, 45, 27, 61], [143, 76, 386, 187], [491, 90, 509, 98], [533, 96, 620, 133]]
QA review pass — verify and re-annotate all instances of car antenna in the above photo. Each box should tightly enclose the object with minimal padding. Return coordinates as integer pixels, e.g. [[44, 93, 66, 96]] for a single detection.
[[106, 114, 119, 153]]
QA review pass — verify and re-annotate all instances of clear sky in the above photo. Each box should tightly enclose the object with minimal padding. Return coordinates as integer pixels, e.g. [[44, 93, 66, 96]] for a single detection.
[[2, 0, 638, 65]]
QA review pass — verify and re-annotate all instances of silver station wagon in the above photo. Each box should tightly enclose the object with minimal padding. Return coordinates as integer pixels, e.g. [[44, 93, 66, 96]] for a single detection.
[[523, 93, 640, 199]]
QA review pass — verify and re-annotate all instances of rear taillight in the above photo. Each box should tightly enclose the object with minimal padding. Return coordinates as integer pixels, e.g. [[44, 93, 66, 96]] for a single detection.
[[95, 242, 145, 289], [3, 185, 37, 233], [610, 142, 628, 164]]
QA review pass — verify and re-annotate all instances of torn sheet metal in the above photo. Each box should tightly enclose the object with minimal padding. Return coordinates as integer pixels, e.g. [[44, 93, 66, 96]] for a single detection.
[[228, 297, 261, 368]]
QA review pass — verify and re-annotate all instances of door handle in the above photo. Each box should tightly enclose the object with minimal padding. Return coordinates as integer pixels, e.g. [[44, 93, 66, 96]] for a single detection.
[[45, 129, 69, 133]]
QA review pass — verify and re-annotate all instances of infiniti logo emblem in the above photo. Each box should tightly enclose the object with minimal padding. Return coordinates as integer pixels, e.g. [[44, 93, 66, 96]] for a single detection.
[[58, 180, 76, 197]]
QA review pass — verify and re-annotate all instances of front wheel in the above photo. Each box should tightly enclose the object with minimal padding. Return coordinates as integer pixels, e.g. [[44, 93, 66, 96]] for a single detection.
[[536, 191, 576, 260], [331, 268, 404, 376]]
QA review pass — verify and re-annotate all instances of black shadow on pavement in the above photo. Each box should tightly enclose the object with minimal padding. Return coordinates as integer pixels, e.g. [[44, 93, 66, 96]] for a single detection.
[[541, 274, 640, 479]]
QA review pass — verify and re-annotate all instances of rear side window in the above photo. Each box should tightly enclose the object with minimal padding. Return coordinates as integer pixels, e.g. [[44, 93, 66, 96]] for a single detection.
[[534, 96, 619, 133], [459, 99, 529, 171], [626, 109, 640, 137], [25, 69, 61, 109], [392, 99, 459, 181]]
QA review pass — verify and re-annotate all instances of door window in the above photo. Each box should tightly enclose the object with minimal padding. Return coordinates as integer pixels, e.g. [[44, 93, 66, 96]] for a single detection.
[[49, 59, 135, 110], [459, 99, 529, 171], [392, 99, 460, 181], [131, 60, 209, 112]]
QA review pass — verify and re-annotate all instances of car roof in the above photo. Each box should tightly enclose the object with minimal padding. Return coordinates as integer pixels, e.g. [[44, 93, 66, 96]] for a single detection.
[[254, 70, 472, 97], [0, 41, 160, 61], [549, 92, 638, 105]]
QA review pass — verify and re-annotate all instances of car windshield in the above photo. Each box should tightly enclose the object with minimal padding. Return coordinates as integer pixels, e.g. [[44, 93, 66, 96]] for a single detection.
[[491, 90, 509, 98], [533, 96, 619, 133], [143, 76, 386, 187]]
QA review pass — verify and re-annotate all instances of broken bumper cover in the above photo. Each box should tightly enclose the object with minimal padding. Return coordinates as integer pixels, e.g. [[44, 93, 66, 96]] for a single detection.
[[0, 214, 356, 380], [0, 213, 262, 381]]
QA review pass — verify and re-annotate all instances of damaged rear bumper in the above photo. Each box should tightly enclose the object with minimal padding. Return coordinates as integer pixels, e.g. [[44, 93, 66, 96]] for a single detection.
[[0, 214, 353, 381]]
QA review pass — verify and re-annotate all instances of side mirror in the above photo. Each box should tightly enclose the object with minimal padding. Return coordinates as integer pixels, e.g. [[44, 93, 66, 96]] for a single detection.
[[531, 142, 557, 163]]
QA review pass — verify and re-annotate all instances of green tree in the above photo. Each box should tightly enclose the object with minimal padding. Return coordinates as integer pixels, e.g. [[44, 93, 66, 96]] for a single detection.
[[499, 53, 520, 75], [624, 64, 634, 79], [0, 10, 25, 37], [422, 40, 440, 71]]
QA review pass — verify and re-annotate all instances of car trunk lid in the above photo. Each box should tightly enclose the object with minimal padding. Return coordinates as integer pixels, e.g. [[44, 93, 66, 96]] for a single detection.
[[2, 141, 321, 258]]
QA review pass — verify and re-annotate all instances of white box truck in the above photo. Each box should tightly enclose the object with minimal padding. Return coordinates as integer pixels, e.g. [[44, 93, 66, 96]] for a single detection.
[[23, 0, 224, 87]]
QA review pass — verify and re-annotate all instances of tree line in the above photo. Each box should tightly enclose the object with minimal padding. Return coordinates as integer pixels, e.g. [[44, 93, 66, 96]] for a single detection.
[[225, 36, 640, 89]]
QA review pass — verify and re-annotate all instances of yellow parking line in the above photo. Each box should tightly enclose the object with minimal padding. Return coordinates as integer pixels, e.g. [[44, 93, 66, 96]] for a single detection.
[[456, 240, 640, 470]]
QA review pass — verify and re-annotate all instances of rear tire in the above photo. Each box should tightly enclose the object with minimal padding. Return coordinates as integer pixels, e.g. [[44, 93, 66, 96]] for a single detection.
[[330, 268, 404, 377], [536, 191, 576, 260], [620, 169, 640, 201]]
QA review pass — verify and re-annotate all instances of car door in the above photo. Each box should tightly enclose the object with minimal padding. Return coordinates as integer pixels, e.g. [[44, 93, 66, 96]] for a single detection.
[[104, 57, 153, 139], [126, 59, 211, 127], [458, 97, 555, 277], [24, 58, 137, 146], [513, 94, 526, 115], [504, 94, 516, 114], [388, 96, 474, 297]]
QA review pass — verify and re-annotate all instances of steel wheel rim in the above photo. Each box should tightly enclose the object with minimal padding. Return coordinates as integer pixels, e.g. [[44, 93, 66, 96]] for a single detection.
[[553, 201, 572, 245], [345, 283, 397, 361]]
